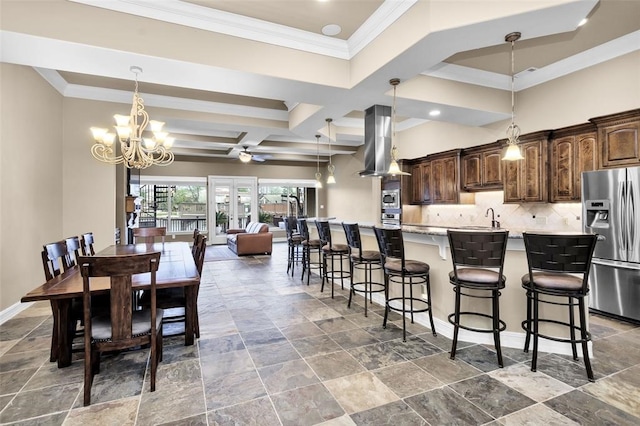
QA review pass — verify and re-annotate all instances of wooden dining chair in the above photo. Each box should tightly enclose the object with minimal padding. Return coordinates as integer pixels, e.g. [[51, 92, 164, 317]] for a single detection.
[[140, 235, 206, 338], [79, 251, 163, 406], [133, 227, 166, 244], [80, 232, 95, 256], [65, 236, 82, 266], [41, 240, 81, 362]]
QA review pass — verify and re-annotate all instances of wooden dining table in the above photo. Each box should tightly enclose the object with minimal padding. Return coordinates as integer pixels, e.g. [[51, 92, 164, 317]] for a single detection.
[[21, 242, 200, 368]]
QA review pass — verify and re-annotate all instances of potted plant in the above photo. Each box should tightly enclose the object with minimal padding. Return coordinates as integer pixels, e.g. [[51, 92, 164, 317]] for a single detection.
[[215, 211, 228, 234]]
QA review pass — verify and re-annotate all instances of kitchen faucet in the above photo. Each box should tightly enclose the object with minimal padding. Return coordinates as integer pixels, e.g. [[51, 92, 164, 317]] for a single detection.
[[486, 208, 500, 229]]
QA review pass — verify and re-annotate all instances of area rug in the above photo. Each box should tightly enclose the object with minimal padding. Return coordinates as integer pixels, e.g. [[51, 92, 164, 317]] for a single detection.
[[203, 244, 239, 262]]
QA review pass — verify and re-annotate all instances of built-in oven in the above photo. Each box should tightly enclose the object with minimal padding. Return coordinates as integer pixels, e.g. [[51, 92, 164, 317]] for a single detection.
[[381, 212, 401, 227], [381, 189, 400, 210]]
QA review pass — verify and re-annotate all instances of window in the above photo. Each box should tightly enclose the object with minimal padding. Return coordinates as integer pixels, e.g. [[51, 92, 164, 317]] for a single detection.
[[139, 177, 207, 234], [258, 179, 317, 226]]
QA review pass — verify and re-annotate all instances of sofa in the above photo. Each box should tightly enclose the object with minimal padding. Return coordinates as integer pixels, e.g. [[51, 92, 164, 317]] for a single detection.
[[226, 222, 273, 255]]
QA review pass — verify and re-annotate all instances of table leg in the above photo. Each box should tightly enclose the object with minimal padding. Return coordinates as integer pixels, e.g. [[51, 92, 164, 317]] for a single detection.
[[184, 286, 195, 346], [56, 299, 74, 368], [49, 300, 59, 362]]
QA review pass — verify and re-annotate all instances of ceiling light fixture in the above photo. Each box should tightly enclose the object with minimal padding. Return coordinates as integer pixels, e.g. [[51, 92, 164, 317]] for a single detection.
[[239, 146, 252, 163], [322, 24, 341, 36], [90, 66, 174, 169], [388, 78, 411, 176], [502, 32, 525, 161], [315, 134, 323, 188], [326, 118, 336, 184], [578, 18, 588, 27], [429, 110, 441, 117]]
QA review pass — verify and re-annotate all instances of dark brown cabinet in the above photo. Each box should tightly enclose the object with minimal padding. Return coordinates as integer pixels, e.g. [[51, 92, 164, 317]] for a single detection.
[[461, 142, 503, 191], [550, 124, 597, 202], [409, 160, 431, 204], [430, 150, 461, 204], [503, 132, 550, 203], [591, 109, 640, 168]]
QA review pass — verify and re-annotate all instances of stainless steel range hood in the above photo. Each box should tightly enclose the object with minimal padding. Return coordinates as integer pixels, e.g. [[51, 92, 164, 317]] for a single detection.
[[358, 105, 393, 177]]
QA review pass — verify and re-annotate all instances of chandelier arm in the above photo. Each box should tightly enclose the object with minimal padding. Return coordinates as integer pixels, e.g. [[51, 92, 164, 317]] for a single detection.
[[91, 143, 124, 165]]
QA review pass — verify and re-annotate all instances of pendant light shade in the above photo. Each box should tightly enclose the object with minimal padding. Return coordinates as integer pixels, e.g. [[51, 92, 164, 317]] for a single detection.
[[315, 134, 323, 188], [388, 78, 411, 176], [326, 118, 336, 184], [502, 32, 525, 161]]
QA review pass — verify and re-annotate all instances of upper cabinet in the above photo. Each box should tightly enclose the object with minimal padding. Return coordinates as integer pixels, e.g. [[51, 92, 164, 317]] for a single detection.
[[431, 150, 461, 204], [461, 142, 503, 191], [591, 109, 640, 168], [409, 160, 431, 205], [503, 131, 551, 203], [550, 123, 597, 202]]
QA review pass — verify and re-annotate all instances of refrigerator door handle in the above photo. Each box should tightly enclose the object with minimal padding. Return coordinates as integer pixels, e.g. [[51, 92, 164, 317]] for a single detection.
[[619, 181, 627, 251], [629, 180, 636, 253]]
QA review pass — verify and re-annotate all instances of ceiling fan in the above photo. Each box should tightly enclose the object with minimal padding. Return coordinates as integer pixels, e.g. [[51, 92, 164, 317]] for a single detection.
[[238, 145, 267, 163]]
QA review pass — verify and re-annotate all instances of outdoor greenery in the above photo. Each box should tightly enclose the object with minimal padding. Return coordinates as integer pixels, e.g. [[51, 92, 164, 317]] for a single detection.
[[215, 210, 228, 226], [259, 211, 273, 224]]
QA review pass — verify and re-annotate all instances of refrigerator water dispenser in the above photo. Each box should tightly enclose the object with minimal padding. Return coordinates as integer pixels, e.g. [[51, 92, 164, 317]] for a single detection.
[[585, 199, 610, 229]]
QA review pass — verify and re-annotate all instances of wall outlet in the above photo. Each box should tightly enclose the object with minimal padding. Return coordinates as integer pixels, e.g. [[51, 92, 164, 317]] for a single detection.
[[535, 216, 547, 225]]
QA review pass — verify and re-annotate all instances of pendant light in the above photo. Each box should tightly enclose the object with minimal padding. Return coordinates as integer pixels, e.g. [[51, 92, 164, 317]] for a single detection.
[[326, 118, 336, 184], [502, 32, 525, 161], [388, 78, 411, 176], [315, 134, 323, 188]]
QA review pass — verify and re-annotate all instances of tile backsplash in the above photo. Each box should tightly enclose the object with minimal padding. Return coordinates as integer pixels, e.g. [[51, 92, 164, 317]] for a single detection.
[[403, 191, 583, 232]]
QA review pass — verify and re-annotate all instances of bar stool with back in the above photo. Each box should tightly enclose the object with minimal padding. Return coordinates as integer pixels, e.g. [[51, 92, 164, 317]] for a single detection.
[[298, 218, 322, 285], [284, 216, 303, 276], [342, 222, 384, 316], [316, 221, 350, 298], [374, 226, 436, 341], [521, 232, 598, 381], [447, 229, 509, 367]]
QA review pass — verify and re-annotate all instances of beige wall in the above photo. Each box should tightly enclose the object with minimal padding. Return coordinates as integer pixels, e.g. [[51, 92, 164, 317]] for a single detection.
[[1, 64, 63, 310]]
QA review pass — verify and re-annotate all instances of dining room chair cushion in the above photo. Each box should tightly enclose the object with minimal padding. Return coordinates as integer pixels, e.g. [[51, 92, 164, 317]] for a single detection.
[[92, 310, 164, 342], [521, 272, 583, 291]]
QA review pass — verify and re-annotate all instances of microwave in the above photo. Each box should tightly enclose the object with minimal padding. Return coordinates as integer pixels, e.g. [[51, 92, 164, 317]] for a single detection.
[[381, 189, 400, 209]]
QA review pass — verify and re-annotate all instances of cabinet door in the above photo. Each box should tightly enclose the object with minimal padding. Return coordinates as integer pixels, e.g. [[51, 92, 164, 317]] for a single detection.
[[521, 141, 546, 202], [600, 121, 640, 168], [551, 136, 575, 202], [431, 158, 458, 203], [410, 164, 423, 204], [462, 154, 481, 190], [574, 132, 597, 199], [482, 150, 503, 188], [421, 162, 432, 204], [503, 160, 521, 203]]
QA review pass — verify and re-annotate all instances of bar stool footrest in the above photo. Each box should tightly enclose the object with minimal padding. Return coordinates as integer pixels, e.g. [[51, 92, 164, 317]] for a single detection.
[[387, 297, 432, 314], [521, 318, 591, 344], [448, 311, 506, 333], [351, 282, 385, 295]]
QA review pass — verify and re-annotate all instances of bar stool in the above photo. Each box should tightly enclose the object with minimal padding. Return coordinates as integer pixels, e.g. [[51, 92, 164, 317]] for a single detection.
[[342, 223, 384, 316], [316, 221, 351, 298], [374, 226, 436, 341], [447, 230, 509, 367], [284, 216, 303, 276], [521, 232, 598, 381], [298, 219, 322, 285]]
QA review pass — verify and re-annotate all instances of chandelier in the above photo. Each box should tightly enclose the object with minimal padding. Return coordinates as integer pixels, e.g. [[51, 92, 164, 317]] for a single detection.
[[502, 32, 525, 161], [388, 78, 411, 176], [90, 66, 174, 169], [315, 134, 323, 188], [326, 118, 336, 184]]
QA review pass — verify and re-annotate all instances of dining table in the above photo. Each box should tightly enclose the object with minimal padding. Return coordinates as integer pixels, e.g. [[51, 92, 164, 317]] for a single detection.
[[21, 241, 200, 368]]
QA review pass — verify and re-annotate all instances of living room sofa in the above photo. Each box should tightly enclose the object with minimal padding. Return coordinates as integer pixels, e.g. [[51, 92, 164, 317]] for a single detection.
[[226, 222, 273, 255]]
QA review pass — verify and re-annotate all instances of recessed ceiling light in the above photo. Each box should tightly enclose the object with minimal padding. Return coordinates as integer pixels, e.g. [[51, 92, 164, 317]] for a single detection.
[[578, 18, 588, 27], [322, 24, 341, 36], [429, 110, 441, 117]]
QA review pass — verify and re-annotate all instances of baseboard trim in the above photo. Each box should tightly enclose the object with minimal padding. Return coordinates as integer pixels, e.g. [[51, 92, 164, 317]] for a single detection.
[[0, 301, 33, 325]]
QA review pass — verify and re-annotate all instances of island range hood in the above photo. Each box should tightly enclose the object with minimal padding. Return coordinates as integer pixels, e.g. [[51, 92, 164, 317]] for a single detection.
[[359, 104, 393, 177]]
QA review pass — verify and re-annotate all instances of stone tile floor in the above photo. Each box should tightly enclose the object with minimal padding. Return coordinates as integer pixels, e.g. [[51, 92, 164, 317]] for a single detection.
[[1, 242, 640, 425]]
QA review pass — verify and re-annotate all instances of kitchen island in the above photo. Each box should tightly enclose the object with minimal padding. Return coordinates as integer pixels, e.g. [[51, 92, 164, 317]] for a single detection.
[[320, 220, 589, 357]]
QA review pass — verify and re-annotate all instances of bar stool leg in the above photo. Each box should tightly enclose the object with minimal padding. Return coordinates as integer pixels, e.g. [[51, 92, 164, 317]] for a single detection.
[[425, 275, 436, 336], [450, 285, 461, 360], [523, 289, 532, 353], [382, 274, 390, 329], [531, 291, 540, 372], [347, 260, 354, 308], [569, 296, 578, 360], [579, 297, 595, 381], [401, 275, 407, 342], [493, 289, 504, 368], [409, 277, 415, 324], [363, 264, 369, 317]]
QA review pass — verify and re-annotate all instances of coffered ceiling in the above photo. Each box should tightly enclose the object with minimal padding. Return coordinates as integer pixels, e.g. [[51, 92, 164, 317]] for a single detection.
[[1, 0, 638, 166]]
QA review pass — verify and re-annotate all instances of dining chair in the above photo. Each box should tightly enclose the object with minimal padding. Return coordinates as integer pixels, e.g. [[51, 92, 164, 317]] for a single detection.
[[191, 228, 200, 257], [80, 232, 95, 256], [65, 236, 82, 266], [133, 227, 167, 244], [140, 234, 206, 338], [521, 232, 598, 381], [78, 251, 163, 406]]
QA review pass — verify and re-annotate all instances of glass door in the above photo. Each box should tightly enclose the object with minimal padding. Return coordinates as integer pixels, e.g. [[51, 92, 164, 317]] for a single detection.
[[208, 176, 257, 244]]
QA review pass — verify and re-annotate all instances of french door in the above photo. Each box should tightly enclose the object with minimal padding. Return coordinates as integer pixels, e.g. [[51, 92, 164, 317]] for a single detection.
[[208, 176, 258, 244]]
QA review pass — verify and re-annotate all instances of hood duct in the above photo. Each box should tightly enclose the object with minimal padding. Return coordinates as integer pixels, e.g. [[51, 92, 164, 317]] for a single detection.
[[359, 104, 392, 177]]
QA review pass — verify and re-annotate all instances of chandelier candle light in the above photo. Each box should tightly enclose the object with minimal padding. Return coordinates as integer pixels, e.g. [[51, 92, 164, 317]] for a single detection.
[[315, 134, 323, 188], [90, 66, 174, 169], [502, 32, 525, 161], [326, 118, 336, 184]]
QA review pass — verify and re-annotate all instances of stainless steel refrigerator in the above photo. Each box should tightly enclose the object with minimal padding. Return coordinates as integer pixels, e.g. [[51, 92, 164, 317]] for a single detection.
[[582, 166, 640, 322]]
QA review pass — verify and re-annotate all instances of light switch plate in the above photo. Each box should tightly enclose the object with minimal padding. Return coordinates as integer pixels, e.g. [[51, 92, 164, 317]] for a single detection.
[[535, 216, 547, 225]]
